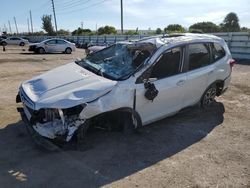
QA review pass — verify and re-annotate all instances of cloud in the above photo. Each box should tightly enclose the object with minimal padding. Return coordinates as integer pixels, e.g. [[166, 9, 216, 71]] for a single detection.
[[184, 11, 228, 24]]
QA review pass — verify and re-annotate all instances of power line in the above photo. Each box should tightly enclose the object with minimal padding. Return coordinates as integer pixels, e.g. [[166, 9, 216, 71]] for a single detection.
[[56, 0, 91, 11], [57, 0, 108, 15]]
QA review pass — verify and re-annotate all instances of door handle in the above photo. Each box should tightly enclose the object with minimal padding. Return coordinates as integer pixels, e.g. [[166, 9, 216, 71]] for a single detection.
[[177, 80, 185, 86]]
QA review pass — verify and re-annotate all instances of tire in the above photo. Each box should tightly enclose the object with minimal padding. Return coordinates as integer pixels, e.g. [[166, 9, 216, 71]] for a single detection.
[[65, 47, 72, 54], [1, 41, 7, 46], [38, 47, 45, 54], [19, 42, 25, 46], [122, 113, 138, 134], [201, 84, 217, 108]]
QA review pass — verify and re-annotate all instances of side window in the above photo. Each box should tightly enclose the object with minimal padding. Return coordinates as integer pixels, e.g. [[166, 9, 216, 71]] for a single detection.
[[211, 43, 226, 62], [150, 47, 182, 79], [57, 40, 66, 44], [46, 40, 56, 44], [188, 43, 210, 70]]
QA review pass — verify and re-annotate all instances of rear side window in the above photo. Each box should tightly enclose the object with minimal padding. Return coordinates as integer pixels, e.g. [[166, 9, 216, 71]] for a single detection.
[[150, 47, 182, 79], [57, 40, 66, 44], [188, 43, 210, 71], [211, 43, 226, 62]]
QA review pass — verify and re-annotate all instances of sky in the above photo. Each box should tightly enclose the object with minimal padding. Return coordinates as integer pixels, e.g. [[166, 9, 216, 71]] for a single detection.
[[1, 0, 250, 33]]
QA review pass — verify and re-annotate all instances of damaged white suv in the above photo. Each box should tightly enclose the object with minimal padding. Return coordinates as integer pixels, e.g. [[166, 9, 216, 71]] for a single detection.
[[16, 33, 235, 147]]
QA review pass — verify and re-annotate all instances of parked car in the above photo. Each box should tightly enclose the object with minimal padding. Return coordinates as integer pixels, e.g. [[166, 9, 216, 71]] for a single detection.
[[16, 33, 235, 148], [1, 37, 29, 46], [85, 45, 107, 54], [29, 38, 76, 54]]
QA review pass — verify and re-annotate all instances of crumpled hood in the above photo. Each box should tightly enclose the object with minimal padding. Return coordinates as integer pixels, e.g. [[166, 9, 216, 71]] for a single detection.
[[21, 62, 117, 110]]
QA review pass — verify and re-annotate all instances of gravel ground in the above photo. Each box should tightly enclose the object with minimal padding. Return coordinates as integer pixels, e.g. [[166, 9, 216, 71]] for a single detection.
[[0, 46, 249, 188]]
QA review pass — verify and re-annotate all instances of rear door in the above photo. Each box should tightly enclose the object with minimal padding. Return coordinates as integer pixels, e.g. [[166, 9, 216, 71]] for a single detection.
[[183, 43, 215, 106], [135, 46, 188, 125], [56, 39, 67, 52]]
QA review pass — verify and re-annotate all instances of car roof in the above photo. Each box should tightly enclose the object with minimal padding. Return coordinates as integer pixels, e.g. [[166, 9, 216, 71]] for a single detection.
[[42, 38, 68, 42], [135, 33, 224, 48]]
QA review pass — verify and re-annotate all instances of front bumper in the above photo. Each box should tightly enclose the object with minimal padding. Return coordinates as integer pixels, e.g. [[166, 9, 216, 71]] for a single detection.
[[28, 45, 36, 51], [17, 107, 60, 151]]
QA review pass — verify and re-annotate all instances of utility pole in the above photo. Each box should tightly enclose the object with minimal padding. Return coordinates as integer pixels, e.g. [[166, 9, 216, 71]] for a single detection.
[[81, 21, 83, 29], [27, 18, 30, 33], [14, 17, 18, 34], [8, 20, 12, 34], [29, 10, 33, 33], [4, 24, 7, 32], [51, 0, 58, 35], [120, 0, 123, 34]]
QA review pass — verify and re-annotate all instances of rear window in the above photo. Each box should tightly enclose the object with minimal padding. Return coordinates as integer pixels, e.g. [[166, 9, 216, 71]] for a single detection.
[[188, 43, 210, 70], [211, 43, 226, 62]]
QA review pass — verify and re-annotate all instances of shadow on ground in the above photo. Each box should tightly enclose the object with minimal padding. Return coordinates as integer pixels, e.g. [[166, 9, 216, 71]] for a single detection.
[[0, 102, 225, 187]]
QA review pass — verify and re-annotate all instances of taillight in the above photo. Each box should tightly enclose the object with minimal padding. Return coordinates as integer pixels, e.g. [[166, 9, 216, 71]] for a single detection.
[[229, 59, 236, 68]]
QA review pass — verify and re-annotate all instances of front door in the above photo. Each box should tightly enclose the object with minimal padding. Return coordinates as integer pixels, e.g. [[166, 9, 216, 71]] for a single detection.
[[44, 39, 57, 53], [135, 47, 188, 125]]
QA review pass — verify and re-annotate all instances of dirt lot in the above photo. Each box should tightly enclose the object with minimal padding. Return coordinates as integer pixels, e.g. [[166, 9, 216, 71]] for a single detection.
[[0, 46, 249, 188]]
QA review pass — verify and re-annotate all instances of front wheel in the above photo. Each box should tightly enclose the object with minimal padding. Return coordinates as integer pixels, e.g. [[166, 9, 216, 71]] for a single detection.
[[38, 47, 45, 54], [201, 84, 217, 108]]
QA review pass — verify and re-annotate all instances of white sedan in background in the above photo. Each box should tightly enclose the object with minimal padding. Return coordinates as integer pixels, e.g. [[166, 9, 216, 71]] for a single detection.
[[29, 38, 76, 54], [1, 37, 29, 46]]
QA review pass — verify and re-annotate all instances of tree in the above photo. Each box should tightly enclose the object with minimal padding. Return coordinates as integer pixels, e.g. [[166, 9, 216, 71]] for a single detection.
[[241, 27, 250, 32], [189, 22, 220, 33], [221, 12, 240, 32], [124, 30, 138, 35], [72, 27, 92, 35], [97, 25, 117, 35], [30, 31, 46, 36], [155, 28, 162, 34], [164, 24, 185, 33], [57, 29, 70, 36], [41, 15, 55, 35]]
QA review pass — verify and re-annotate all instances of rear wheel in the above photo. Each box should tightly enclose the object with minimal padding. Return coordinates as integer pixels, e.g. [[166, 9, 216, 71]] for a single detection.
[[38, 47, 45, 54], [201, 84, 217, 108], [65, 47, 72, 54], [19, 42, 25, 46]]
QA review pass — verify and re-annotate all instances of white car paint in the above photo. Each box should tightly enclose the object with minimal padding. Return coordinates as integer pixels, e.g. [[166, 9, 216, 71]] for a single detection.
[[21, 62, 117, 110], [29, 38, 76, 53], [3, 37, 29, 45], [17, 33, 233, 142]]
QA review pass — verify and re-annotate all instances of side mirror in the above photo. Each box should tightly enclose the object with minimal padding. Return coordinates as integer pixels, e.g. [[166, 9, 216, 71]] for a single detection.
[[144, 81, 159, 101]]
